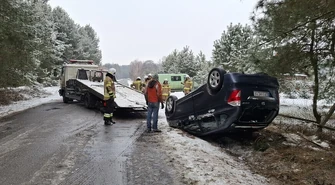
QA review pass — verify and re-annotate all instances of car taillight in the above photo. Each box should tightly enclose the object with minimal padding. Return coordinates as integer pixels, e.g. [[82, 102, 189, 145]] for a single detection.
[[228, 90, 241, 106]]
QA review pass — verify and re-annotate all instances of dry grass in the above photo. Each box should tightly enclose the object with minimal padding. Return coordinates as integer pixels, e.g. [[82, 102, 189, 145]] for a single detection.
[[0, 86, 48, 106], [249, 126, 335, 185], [219, 124, 335, 185], [0, 89, 26, 105]]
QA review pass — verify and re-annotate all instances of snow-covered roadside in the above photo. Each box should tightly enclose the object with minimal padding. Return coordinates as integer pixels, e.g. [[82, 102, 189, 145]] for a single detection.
[[156, 111, 269, 185], [0, 86, 61, 118]]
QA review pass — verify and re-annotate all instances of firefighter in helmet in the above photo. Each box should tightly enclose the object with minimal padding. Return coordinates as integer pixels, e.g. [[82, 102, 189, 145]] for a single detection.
[[147, 73, 152, 81], [103, 68, 116, 125], [182, 74, 193, 95], [142, 75, 151, 105], [131, 76, 143, 91], [162, 79, 171, 102]]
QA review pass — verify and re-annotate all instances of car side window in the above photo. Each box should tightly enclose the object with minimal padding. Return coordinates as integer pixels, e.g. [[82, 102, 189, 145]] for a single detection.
[[77, 69, 88, 80], [171, 76, 181, 81]]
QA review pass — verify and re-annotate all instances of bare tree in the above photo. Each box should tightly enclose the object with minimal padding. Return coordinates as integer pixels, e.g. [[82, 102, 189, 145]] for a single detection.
[[129, 60, 143, 80], [141, 60, 159, 76]]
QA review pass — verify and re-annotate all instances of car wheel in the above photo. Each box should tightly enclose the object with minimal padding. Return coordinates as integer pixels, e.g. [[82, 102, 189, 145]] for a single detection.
[[84, 93, 96, 109], [207, 68, 226, 93], [63, 96, 69, 103], [165, 95, 178, 115], [62, 90, 72, 103]]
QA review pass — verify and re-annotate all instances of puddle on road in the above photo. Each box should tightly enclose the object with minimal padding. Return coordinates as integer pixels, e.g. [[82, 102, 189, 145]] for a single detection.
[[44, 107, 61, 111]]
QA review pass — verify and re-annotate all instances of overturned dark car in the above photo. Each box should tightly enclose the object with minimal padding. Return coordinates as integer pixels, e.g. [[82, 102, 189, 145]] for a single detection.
[[165, 68, 280, 136]]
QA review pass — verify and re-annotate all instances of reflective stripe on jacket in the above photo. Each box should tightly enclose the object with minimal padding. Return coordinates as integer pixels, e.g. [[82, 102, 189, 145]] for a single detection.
[[104, 76, 114, 100], [162, 84, 171, 96], [132, 80, 142, 91], [183, 79, 193, 90]]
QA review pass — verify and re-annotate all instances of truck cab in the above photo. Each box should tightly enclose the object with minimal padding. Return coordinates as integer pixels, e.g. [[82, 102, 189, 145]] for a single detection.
[[59, 59, 147, 111], [59, 60, 105, 103]]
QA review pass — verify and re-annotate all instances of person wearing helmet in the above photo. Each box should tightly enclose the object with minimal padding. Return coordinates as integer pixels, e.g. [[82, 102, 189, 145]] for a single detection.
[[147, 73, 152, 80], [103, 68, 117, 125], [141, 75, 149, 93], [181, 74, 193, 95], [141, 75, 151, 105], [145, 74, 164, 132], [131, 76, 143, 91], [162, 79, 171, 102]]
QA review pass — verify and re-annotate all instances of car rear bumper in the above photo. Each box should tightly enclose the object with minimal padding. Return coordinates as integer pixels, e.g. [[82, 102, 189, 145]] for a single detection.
[[167, 104, 278, 136], [207, 105, 278, 135]]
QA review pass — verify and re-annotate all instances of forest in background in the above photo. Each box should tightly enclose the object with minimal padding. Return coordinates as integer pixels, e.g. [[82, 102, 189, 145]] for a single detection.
[[0, 0, 101, 87]]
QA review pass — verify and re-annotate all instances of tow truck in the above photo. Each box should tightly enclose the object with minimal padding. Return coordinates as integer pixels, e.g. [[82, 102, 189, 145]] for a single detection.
[[59, 60, 147, 111]]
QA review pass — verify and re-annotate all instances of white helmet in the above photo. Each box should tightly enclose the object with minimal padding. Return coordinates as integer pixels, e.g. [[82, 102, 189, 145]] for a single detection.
[[164, 78, 168, 81], [148, 73, 152, 77], [144, 75, 148, 79], [136, 76, 141, 80], [185, 74, 190, 78], [108, 68, 116, 75]]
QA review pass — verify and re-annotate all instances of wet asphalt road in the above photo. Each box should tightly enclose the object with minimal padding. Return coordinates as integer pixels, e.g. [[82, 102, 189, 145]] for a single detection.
[[0, 101, 155, 185]]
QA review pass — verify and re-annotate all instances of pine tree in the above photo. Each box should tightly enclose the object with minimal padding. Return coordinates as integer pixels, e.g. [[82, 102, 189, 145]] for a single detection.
[[0, 0, 40, 87], [52, 6, 79, 61], [212, 23, 256, 73], [193, 52, 213, 85], [253, 0, 335, 132], [75, 25, 102, 64], [177, 46, 199, 77], [162, 49, 179, 73], [0, 1, 103, 87], [162, 46, 200, 77]]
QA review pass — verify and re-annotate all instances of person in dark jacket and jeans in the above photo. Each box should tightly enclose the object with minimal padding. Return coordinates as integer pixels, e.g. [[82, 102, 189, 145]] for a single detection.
[[145, 74, 164, 132]]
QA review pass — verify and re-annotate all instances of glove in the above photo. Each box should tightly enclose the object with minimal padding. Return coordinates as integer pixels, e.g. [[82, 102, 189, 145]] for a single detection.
[[161, 102, 164, 109]]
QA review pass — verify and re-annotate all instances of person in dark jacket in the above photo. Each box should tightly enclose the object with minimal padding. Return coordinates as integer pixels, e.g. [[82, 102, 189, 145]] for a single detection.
[[145, 74, 164, 132]]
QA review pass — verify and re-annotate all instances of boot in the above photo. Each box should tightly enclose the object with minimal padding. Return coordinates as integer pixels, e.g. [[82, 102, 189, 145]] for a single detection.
[[110, 118, 116, 124], [104, 120, 111, 125], [104, 117, 111, 125]]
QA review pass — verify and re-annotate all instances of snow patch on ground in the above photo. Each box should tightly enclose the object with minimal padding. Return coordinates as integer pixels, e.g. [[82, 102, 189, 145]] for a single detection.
[[0, 86, 61, 118], [157, 111, 270, 185], [171, 91, 185, 99], [309, 135, 330, 149], [280, 94, 331, 107]]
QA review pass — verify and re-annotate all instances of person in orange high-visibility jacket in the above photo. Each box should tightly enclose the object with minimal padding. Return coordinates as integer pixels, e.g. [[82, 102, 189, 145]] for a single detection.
[[182, 75, 193, 95], [103, 68, 116, 125], [131, 77, 143, 91], [161, 79, 171, 102]]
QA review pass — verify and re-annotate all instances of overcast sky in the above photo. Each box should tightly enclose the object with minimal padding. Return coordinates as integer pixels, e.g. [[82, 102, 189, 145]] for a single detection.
[[49, 0, 258, 65]]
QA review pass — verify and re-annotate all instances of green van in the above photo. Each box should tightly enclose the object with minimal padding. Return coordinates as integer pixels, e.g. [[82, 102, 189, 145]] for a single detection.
[[157, 74, 188, 92]]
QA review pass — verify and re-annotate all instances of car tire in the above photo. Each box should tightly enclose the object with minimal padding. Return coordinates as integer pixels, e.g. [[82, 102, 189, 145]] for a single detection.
[[62, 90, 73, 103], [165, 95, 178, 115], [63, 96, 69, 103], [207, 68, 226, 93], [84, 93, 96, 109]]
